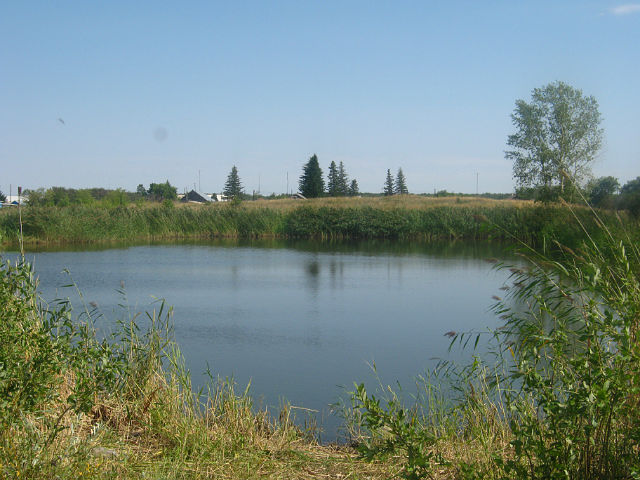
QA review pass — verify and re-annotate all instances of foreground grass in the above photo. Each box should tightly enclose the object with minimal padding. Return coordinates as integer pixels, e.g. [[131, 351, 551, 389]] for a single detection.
[[0, 195, 632, 249]]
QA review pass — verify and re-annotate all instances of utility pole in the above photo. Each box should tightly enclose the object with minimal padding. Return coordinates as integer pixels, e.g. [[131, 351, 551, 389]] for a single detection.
[[198, 170, 201, 192], [476, 172, 479, 195], [286, 172, 289, 195]]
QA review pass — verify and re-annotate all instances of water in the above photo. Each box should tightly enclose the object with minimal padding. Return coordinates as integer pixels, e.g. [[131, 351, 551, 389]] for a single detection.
[[4, 239, 514, 441]]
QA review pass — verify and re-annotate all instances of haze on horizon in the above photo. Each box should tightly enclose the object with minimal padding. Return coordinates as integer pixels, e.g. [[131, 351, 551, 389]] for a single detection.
[[1, 1, 638, 196]]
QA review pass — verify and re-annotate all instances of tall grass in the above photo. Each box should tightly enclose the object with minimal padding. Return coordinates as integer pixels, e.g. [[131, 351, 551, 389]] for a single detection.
[[1, 197, 632, 248]]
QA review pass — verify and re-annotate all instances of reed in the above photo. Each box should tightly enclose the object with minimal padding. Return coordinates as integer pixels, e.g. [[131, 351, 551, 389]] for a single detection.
[[1, 196, 632, 249]]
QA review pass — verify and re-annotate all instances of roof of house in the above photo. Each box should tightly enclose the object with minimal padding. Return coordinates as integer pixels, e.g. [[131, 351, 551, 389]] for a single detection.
[[182, 190, 213, 203]]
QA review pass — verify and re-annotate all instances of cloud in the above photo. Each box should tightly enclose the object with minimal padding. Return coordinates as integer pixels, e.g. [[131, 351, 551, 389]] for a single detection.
[[610, 4, 640, 15]]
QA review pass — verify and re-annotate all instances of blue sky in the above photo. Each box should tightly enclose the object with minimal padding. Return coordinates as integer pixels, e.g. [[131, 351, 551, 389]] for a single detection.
[[1, 1, 638, 195]]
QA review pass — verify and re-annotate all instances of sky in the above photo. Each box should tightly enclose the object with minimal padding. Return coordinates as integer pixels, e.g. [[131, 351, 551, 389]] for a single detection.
[[1, 1, 639, 196]]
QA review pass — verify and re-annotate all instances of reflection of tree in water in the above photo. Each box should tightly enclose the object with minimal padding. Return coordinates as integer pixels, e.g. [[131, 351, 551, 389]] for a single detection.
[[329, 258, 345, 290], [305, 258, 320, 294]]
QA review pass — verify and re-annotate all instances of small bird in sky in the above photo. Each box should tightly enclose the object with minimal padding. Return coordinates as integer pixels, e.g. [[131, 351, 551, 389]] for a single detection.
[[58, 118, 65, 125]]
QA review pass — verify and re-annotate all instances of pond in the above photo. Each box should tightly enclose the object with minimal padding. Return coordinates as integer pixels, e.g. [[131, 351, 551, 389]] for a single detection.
[[6, 239, 515, 441]]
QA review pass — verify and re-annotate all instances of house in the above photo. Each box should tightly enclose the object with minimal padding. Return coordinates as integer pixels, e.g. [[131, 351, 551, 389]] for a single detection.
[[181, 190, 213, 203], [3, 195, 26, 206], [212, 194, 229, 202]]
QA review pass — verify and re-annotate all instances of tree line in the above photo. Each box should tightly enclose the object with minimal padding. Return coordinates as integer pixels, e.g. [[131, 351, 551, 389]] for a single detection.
[[4, 80, 638, 214], [298, 154, 409, 198]]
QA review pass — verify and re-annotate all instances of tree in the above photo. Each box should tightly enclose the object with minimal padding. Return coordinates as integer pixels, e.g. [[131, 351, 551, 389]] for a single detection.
[[384, 169, 395, 196], [338, 161, 349, 196], [349, 179, 359, 196], [136, 184, 147, 198], [586, 176, 619, 208], [395, 168, 408, 194], [0, 191, 5, 203], [619, 176, 640, 217], [327, 161, 340, 196], [506, 81, 603, 201], [223, 165, 243, 199], [299, 154, 325, 198], [148, 181, 177, 201]]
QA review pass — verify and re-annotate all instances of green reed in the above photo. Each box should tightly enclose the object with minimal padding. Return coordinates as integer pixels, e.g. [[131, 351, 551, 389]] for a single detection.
[[1, 200, 631, 248]]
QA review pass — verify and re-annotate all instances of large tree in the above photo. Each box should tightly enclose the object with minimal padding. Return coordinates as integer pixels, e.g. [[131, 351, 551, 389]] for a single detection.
[[506, 81, 603, 201], [299, 154, 325, 198], [395, 168, 408, 194], [223, 165, 243, 198], [384, 169, 395, 196]]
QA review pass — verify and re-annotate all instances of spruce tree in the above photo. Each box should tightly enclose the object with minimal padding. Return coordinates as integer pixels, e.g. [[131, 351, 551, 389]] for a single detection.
[[395, 168, 408, 194], [349, 179, 359, 196], [384, 169, 395, 196], [327, 161, 340, 196], [338, 161, 349, 196], [299, 154, 325, 198], [223, 165, 243, 198]]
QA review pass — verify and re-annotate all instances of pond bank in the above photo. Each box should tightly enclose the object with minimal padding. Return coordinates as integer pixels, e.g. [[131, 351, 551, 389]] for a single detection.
[[0, 197, 628, 249]]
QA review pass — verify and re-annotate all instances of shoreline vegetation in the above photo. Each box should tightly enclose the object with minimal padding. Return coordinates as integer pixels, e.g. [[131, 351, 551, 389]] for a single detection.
[[2, 197, 640, 478], [1, 196, 635, 250]]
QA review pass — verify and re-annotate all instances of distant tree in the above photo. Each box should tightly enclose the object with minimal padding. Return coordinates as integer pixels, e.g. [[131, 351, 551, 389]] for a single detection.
[[136, 184, 148, 197], [327, 161, 340, 196], [338, 161, 349, 196], [25, 188, 46, 206], [299, 154, 325, 198], [619, 176, 640, 217], [395, 168, 408, 194], [506, 81, 603, 202], [47, 187, 70, 207], [148, 181, 177, 201], [104, 189, 129, 207], [73, 189, 95, 205], [349, 179, 359, 196], [0, 191, 5, 203], [384, 169, 395, 196], [586, 176, 619, 208], [223, 166, 243, 199]]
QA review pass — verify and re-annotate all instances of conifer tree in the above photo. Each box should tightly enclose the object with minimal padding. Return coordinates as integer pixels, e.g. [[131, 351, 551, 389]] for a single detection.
[[395, 168, 408, 194], [327, 161, 340, 196], [338, 161, 349, 196], [349, 179, 359, 196], [223, 165, 243, 198], [299, 154, 325, 198], [384, 169, 395, 196]]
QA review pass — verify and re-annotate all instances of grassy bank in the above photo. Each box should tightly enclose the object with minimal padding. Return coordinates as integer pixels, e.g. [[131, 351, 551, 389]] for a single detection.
[[0, 196, 632, 248]]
